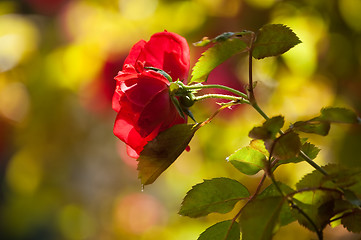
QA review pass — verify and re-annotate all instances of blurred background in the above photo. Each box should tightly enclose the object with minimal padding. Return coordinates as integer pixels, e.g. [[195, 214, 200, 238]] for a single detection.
[[1, 0, 361, 239]]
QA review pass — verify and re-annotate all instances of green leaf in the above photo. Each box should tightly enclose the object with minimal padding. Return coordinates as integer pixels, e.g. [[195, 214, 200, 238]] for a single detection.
[[296, 164, 361, 191], [341, 209, 361, 233], [227, 146, 267, 175], [198, 220, 240, 240], [292, 164, 361, 230], [249, 116, 284, 140], [277, 141, 320, 165], [319, 107, 360, 124], [292, 120, 330, 136], [258, 183, 296, 226], [292, 107, 360, 136], [137, 124, 198, 185], [268, 131, 301, 160], [239, 196, 284, 240], [190, 38, 247, 83], [179, 177, 249, 218], [292, 191, 340, 231], [249, 139, 269, 156], [252, 24, 301, 59]]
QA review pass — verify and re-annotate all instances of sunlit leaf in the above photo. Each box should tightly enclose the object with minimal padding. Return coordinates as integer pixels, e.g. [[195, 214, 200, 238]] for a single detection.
[[190, 38, 247, 83], [137, 124, 199, 185], [227, 146, 267, 175], [252, 24, 301, 59], [179, 178, 249, 218], [268, 131, 301, 160], [239, 196, 284, 240], [250, 139, 269, 156], [249, 116, 284, 140], [341, 209, 361, 233], [198, 220, 240, 240], [319, 107, 360, 124]]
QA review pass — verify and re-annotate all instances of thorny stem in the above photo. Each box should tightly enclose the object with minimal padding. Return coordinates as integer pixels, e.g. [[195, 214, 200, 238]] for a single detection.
[[247, 32, 256, 105], [184, 83, 248, 99], [194, 93, 250, 104]]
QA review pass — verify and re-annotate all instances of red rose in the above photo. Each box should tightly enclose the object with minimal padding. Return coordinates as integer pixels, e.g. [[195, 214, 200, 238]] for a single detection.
[[112, 31, 190, 158]]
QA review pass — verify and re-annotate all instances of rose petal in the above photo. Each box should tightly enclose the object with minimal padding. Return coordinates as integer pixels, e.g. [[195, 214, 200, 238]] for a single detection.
[[126, 145, 140, 159], [114, 116, 146, 154], [121, 73, 168, 107], [111, 84, 122, 112], [138, 31, 190, 81], [137, 88, 173, 137], [123, 40, 146, 67]]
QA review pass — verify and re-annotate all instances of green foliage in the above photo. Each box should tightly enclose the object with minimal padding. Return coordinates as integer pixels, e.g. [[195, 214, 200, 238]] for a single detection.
[[296, 164, 361, 191], [292, 120, 331, 136], [258, 183, 296, 226], [252, 24, 301, 59], [249, 139, 269, 156], [319, 107, 360, 124], [292, 190, 341, 232], [341, 209, 361, 233], [190, 38, 247, 83], [248, 116, 284, 140], [292, 164, 361, 231], [137, 124, 199, 185], [268, 131, 301, 160], [239, 197, 284, 240], [198, 220, 240, 240], [227, 146, 267, 175], [179, 178, 249, 218], [277, 141, 320, 165], [292, 107, 360, 136]]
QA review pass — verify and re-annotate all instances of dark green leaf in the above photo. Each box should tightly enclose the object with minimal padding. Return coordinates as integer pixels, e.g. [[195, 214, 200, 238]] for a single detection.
[[319, 107, 360, 124], [292, 120, 330, 136], [258, 183, 296, 226], [292, 191, 340, 231], [249, 116, 284, 140], [343, 189, 361, 207], [137, 124, 198, 185], [292, 165, 361, 230], [227, 146, 267, 175], [190, 38, 247, 83], [239, 197, 284, 240], [252, 24, 301, 59], [296, 164, 361, 191], [276, 141, 320, 166], [179, 178, 249, 218], [198, 220, 240, 240], [269, 131, 301, 160], [341, 209, 361, 233], [296, 166, 332, 190]]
